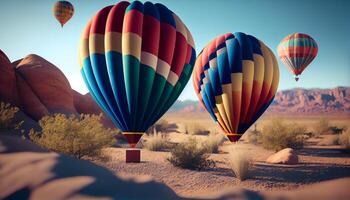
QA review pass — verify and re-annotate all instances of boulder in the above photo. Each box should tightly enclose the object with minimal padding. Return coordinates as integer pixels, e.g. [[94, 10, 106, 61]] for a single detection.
[[0, 50, 117, 129], [0, 50, 17, 104], [16, 74, 50, 121], [73, 90, 101, 115], [72, 90, 115, 128], [266, 148, 298, 164], [15, 54, 77, 116]]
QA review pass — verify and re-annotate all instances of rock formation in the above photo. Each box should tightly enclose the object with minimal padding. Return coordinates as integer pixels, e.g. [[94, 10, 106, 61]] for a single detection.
[[0, 50, 111, 128], [266, 148, 299, 165]]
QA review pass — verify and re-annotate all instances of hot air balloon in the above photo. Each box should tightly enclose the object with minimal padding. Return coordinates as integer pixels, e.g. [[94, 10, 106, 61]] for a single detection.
[[53, 1, 74, 27], [277, 33, 318, 81], [79, 1, 195, 161], [193, 32, 279, 142]]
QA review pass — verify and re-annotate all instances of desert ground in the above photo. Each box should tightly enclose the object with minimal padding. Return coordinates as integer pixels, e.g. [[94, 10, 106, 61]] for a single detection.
[[90, 113, 350, 198]]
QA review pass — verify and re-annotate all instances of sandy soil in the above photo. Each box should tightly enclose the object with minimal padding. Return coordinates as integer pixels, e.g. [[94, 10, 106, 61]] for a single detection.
[[92, 134, 350, 197]]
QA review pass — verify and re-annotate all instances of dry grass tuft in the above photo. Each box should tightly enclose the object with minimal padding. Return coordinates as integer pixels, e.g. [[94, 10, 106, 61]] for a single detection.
[[183, 123, 210, 135], [201, 132, 226, 153], [339, 129, 350, 149], [146, 119, 170, 134], [242, 130, 261, 144], [143, 131, 169, 151], [227, 146, 252, 181], [313, 118, 331, 136], [318, 135, 339, 146]]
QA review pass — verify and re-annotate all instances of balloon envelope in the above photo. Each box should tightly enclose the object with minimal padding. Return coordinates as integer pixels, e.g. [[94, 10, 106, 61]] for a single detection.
[[277, 33, 318, 81], [193, 32, 279, 142], [53, 1, 74, 27], [79, 1, 196, 147]]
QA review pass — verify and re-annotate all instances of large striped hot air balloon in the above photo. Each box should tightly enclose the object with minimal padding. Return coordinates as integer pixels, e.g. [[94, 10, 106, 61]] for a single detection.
[[79, 1, 195, 151], [277, 33, 318, 81], [193, 32, 279, 142], [53, 1, 74, 27]]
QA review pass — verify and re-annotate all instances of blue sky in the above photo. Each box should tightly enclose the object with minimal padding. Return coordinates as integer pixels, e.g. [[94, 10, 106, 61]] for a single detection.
[[0, 0, 349, 100]]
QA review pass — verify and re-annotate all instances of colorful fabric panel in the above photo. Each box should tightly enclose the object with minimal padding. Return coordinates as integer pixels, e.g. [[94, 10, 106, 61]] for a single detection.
[[53, 1, 74, 27], [79, 1, 195, 147], [193, 32, 279, 142]]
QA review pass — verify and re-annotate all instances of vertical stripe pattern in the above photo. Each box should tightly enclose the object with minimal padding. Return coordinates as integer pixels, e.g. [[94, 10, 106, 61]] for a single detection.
[[79, 1, 195, 147], [193, 32, 279, 142], [277, 33, 318, 81]]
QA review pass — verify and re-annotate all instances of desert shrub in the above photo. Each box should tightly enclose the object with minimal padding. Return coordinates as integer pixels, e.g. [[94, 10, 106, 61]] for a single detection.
[[313, 118, 331, 135], [329, 126, 345, 135], [144, 131, 169, 151], [146, 119, 169, 134], [168, 137, 215, 170], [201, 132, 226, 153], [0, 102, 21, 131], [318, 135, 339, 146], [227, 147, 252, 181], [184, 123, 210, 135], [29, 114, 115, 159], [339, 129, 350, 149], [259, 120, 306, 151], [242, 130, 261, 144]]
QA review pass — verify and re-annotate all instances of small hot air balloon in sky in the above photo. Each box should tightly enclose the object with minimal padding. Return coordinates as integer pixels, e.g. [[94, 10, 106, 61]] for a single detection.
[[193, 32, 279, 142], [277, 33, 318, 81], [79, 1, 195, 161], [53, 1, 74, 27]]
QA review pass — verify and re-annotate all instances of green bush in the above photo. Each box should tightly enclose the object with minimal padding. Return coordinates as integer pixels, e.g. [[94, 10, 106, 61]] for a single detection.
[[0, 102, 20, 131], [339, 129, 350, 149], [201, 132, 226, 153], [29, 114, 115, 159], [168, 137, 215, 170], [259, 120, 306, 151], [144, 131, 169, 151], [184, 123, 209, 135]]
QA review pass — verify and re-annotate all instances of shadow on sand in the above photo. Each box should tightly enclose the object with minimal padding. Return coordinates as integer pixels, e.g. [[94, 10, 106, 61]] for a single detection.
[[298, 147, 350, 158], [251, 162, 350, 184]]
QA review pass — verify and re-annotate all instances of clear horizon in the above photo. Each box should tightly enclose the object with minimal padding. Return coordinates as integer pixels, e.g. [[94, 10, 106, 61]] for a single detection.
[[1, 0, 349, 100]]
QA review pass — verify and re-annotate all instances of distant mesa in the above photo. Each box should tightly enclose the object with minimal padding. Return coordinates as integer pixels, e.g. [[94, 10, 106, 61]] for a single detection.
[[171, 87, 350, 116], [0, 49, 349, 127]]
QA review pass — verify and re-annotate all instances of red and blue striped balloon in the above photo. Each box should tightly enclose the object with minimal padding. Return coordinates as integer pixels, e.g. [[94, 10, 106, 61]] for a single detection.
[[53, 1, 74, 27], [79, 1, 195, 147], [193, 33, 279, 142], [277, 33, 318, 81]]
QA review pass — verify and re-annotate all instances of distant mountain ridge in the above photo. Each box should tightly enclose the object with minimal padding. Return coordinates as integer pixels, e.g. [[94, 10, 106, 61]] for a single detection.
[[170, 87, 350, 115]]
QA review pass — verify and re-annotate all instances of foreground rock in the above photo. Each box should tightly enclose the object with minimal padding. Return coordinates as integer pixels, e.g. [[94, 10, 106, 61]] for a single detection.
[[0, 134, 179, 200], [266, 148, 298, 164], [1, 134, 350, 200]]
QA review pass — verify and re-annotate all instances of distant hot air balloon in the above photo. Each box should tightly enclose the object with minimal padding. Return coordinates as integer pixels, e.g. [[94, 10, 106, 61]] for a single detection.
[[53, 1, 74, 27], [79, 1, 195, 156], [277, 33, 318, 81], [193, 32, 279, 142]]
